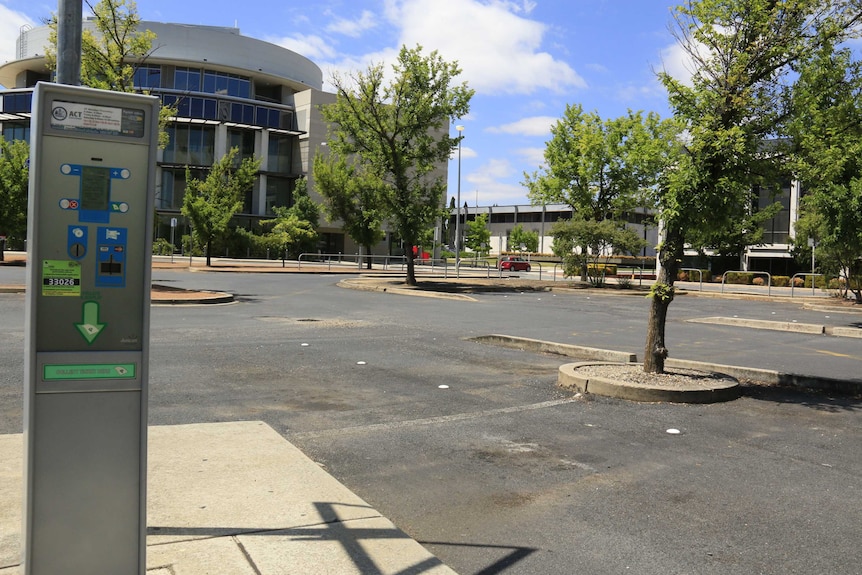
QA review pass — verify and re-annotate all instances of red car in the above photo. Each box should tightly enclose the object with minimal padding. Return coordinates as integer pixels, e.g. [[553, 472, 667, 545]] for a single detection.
[[499, 256, 531, 272]]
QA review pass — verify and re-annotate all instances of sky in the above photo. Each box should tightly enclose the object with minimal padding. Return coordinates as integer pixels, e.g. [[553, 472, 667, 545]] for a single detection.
[[0, 0, 692, 207]]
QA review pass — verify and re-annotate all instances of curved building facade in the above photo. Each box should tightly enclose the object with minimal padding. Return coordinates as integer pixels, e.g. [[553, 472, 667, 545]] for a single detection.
[[0, 21, 346, 253]]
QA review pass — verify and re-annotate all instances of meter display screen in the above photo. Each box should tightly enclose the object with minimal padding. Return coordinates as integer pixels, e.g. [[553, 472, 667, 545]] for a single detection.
[[80, 166, 111, 211]]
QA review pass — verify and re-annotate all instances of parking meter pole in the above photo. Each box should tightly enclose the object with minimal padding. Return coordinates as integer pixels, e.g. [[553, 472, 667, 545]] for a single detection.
[[23, 83, 158, 575]]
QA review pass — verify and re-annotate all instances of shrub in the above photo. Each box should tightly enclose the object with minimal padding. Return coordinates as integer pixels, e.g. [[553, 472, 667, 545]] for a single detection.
[[616, 275, 634, 290], [725, 272, 754, 285], [152, 238, 175, 255], [773, 275, 790, 287], [587, 263, 617, 276], [793, 276, 805, 287], [678, 270, 689, 281], [752, 277, 765, 286]]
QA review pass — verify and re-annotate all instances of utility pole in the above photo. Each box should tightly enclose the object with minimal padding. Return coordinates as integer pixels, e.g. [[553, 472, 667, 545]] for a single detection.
[[56, 0, 83, 85]]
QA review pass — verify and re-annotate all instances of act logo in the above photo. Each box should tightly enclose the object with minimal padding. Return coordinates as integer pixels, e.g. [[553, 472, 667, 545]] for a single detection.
[[52, 106, 68, 121]]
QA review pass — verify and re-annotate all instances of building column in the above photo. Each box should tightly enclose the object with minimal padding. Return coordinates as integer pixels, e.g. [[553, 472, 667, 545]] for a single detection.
[[256, 129, 270, 215]]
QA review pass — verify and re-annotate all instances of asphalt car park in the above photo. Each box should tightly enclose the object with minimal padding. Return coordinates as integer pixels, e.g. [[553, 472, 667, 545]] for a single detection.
[[1, 269, 860, 574]]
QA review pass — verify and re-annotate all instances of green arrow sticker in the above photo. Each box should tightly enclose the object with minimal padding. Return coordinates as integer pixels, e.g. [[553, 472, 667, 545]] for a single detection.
[[75, 301, 106, 344]]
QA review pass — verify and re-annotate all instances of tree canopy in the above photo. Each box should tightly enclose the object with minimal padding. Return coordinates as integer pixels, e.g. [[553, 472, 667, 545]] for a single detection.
[[313, 154, 385, 268], [46, 0, 173, 147], [644, 0, 862, 372], [320, 45, 473, 285], [787, 41, 862, 302], [0, 138, 29, 260], [181, 148, 260, 266], [259, 177, 320, 259], [464, 213, 491, 257]]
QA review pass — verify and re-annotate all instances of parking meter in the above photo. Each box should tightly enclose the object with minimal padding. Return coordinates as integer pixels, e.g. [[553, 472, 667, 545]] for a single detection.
[[23, 82, 158, 575]]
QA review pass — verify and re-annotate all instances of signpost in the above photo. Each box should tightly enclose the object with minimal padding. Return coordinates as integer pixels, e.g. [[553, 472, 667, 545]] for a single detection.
[[23, 83, 158, 575]]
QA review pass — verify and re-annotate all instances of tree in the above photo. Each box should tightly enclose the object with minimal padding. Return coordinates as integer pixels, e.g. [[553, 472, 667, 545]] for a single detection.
[[320, 45, 473, 286], [46, 0, 174, 147], [551, 217, 646, 286], [0, 138, 29, 261], [256, 177, 319, 260], [524, 106, 672, 279], [509, 224, 539, 253], [182, 148, 260, 266], [464, 213, 490, 258], [648, 0, 862, 373], [787, 43, 862, 302], [314, 154, 385, 268]]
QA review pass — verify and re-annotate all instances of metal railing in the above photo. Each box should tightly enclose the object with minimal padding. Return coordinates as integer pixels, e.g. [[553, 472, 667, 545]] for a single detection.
[[679, 268, 705, 291], [790, 273, 825, 297], [721, 270, 772, 296]]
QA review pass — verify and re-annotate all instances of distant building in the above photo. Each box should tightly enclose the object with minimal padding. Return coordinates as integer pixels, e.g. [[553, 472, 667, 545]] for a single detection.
[[452, 184, 801, 275], [0, 20, 441, 256], [448, 203, 658, 258]]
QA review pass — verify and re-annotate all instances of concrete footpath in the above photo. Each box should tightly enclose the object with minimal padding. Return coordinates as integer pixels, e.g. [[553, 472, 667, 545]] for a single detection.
[[0, 421, 457, 575]]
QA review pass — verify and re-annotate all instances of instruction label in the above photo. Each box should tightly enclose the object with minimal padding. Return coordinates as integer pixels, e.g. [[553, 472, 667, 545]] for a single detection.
[[41, 260, 82, 297], [43, 363, 136, 381]]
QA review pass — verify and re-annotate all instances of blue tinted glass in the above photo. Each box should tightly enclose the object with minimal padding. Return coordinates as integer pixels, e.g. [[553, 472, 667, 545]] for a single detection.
[[243, 105, 254, 124], [174, 69, 187, 90], [216, 75, 229, 94], [177, 97, 191, 117], [228, 77, 240, 97], [135, 66, 160, 88], [4, 93, 32, 113], [203, 99, 217, 119], [190, 98, 203, 118], [203, 72, 216, 94], [230, 103, 243, 122], [239, 79, 250, 99], [186, 69, 201, 91]]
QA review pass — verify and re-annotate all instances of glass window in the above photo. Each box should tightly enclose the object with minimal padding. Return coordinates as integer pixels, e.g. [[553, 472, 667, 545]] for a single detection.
[[266, 177, 293, 213], [228, 129, 256, 165], [174, 67, 201, 92], [203, 99, 217, 120], [133, 65, 161, 89], [256, 106, 280, 128], [267, 134, 292, 174], [159, 168, 206, 210], [163, 125, 215, 165], [201, 70, 251, 97], [2, 122, 29, 142], [759, 182, 792, 244], [2, 92, 32, 114]]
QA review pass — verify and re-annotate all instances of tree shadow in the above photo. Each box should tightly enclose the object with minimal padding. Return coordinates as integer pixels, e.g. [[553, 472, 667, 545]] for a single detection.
[[148, 502, 536, 575], [741, 382, 862, 413]]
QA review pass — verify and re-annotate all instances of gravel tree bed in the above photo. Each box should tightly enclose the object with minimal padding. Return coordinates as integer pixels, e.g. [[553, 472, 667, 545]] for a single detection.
[[574, 363, 738, 389]]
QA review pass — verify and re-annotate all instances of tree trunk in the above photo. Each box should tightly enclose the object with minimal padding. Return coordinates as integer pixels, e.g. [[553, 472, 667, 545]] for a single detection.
[[405, 251, 417, 286], [643, 225, 683, 373], [364, 245, 373, 269], [205, 238, 212, 267], [644, 282, 672, 373]]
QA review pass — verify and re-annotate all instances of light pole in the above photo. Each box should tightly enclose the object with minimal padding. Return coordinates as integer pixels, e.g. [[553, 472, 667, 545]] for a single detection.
[[455, 125, 464, 275]]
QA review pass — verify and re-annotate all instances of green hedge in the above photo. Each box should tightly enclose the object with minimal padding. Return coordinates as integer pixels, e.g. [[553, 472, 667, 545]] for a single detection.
[[725, 272, 755, 285], [587, 263, 617, 276]]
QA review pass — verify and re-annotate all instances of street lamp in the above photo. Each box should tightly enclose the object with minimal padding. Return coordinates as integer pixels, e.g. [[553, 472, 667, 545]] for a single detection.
[[455, 125, 464, 275]]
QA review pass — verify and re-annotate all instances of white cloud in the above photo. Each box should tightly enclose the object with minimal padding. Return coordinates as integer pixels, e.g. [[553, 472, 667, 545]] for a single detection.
[[384, 0, 585, 95], [269, 33, 339, 61], [327, 10, 378, 38], [460, 157, 529, 206], [450, 145, 478, 161], [487, 116, 556, 137], [0, 6, 36, 67], [659, 40, 698, 87], [516, 146, 545, 168]]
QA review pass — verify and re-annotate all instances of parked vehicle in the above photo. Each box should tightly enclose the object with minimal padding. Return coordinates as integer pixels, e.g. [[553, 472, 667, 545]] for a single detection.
[[498, 256, 531, 272]]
